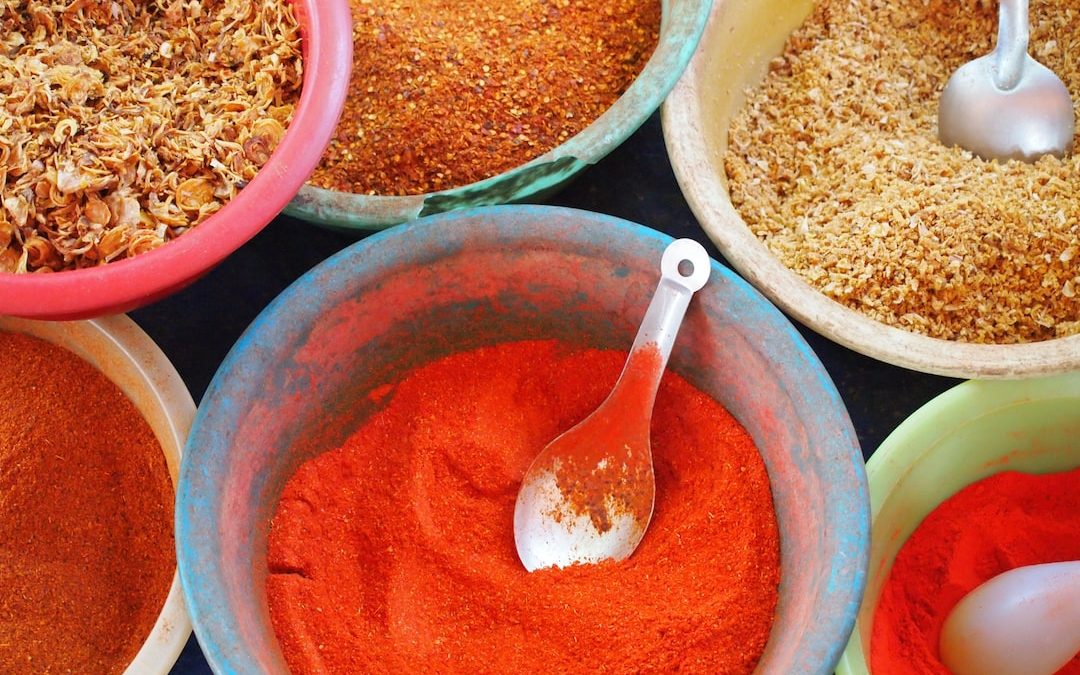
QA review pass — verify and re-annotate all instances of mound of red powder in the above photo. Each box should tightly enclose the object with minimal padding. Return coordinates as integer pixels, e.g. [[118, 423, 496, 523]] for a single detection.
[[267, 340, 781, 673], [871, 467, 1080, 674]]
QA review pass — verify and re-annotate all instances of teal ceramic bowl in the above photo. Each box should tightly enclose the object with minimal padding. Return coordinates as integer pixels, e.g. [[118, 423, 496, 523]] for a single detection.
[[283, 0, 712, 231], [177, 206, 867, 673]]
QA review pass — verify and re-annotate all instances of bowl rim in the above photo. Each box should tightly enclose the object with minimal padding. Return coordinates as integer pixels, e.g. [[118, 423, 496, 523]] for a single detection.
[[0, 0, 354, 320], [177, 203, 868, 675], [864, 373, 1080, 505], [282, 0, 714, 230], [660, 0, 1080, 379], [834, 372, 1080, 675], [0, 314, 197, 675]]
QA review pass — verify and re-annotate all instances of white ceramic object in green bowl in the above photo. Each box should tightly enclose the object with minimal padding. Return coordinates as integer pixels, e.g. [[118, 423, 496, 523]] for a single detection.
[[835, 372, 1080, 675], [284, 0, 712, 231]]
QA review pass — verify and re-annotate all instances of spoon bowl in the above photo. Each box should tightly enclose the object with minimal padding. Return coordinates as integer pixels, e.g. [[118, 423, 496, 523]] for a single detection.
[[940, 561, 1080, 675], [513, 239, 711, 572], [938, 0, 1074, 162]]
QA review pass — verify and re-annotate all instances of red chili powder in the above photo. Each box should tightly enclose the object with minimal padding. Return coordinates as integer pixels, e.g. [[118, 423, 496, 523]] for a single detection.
[[267, 340, 780, 673], [871, 467, 1080, 675], [0, 332, 175, 674]]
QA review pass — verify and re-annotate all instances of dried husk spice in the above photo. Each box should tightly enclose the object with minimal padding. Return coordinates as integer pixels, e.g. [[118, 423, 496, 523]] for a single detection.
[[0, 331, 175, 674], [309, 0, 661, 196], [0, 0, 303, 273]]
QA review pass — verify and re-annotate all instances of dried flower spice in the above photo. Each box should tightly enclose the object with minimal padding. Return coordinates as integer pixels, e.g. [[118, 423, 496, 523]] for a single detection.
[[724, 0, 1080, 344], [0, 0, 303, 273], [0, 332, 175, 674], [309, 0, 661, 196]]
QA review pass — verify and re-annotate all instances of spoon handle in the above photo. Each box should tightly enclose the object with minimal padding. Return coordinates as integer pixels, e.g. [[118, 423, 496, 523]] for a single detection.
[[630, 239, 711, 369], [994, 0, 1029, 91]]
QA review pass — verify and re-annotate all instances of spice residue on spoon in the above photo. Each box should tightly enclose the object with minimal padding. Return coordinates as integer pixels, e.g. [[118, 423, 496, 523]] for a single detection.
[[514, 237, 711, 572], [547, 345, 662, 535]]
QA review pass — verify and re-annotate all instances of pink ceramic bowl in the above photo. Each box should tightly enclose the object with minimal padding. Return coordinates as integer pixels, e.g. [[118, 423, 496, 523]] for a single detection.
[[0, 0, 353, 320]]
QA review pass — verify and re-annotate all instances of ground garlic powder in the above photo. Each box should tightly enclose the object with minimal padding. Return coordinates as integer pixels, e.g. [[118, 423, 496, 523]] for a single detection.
[[725, 0, 1080, 344]]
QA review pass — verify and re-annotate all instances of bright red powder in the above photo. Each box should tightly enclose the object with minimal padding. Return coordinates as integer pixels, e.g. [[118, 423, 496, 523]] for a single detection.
[[266, 340, 780, 673], [871, 467, 1080, 674]]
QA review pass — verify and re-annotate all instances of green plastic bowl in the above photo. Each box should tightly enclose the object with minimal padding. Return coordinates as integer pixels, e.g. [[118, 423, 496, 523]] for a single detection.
[[283, 0, 712, 231], [836, 373, 1080, 675]]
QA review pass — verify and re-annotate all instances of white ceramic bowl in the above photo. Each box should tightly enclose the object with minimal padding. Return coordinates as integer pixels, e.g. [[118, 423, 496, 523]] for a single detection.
[[662, 0, 1080, 378], [0, 315, 195, 674], [835, 372, 1080, 674]]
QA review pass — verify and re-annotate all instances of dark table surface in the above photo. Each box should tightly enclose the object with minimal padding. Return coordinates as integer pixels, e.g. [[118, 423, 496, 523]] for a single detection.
[[142, 112, 961, 674]]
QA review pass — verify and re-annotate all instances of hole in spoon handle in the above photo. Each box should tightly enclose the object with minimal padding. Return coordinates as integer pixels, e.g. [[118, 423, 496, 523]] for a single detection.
[[630, 239, 712, 363], [661, 239, 711, 293]]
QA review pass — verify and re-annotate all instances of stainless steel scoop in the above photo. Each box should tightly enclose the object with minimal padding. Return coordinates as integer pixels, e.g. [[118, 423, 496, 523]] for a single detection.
[[938, 0, 1075, 162]]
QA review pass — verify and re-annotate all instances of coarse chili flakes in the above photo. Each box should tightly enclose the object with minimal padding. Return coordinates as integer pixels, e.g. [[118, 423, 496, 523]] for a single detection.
[[309, 0, 661, 197]]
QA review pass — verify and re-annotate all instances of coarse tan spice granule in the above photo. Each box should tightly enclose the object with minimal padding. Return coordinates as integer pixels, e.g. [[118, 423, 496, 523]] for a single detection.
[[309, 0, 661, 196], [724, 0, 1080, 344], [0, 0, 302, 273]]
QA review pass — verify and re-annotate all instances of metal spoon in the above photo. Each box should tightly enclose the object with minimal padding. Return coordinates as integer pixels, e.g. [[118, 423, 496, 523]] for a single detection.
[[940, 561, 1080, 675], [513, 239, 711, 572], [938, 0, 1074, 162]]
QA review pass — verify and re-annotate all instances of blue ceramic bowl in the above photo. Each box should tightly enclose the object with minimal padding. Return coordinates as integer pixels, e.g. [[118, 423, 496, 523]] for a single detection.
[[176, 205, 869, 673]]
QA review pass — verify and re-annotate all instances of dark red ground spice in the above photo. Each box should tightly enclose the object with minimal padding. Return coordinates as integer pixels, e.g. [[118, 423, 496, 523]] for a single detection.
[[0, 332, 175, 674]]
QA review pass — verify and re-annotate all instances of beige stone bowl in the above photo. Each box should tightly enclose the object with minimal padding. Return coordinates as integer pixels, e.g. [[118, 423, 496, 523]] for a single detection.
[[661, 0, 1080, 379]]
